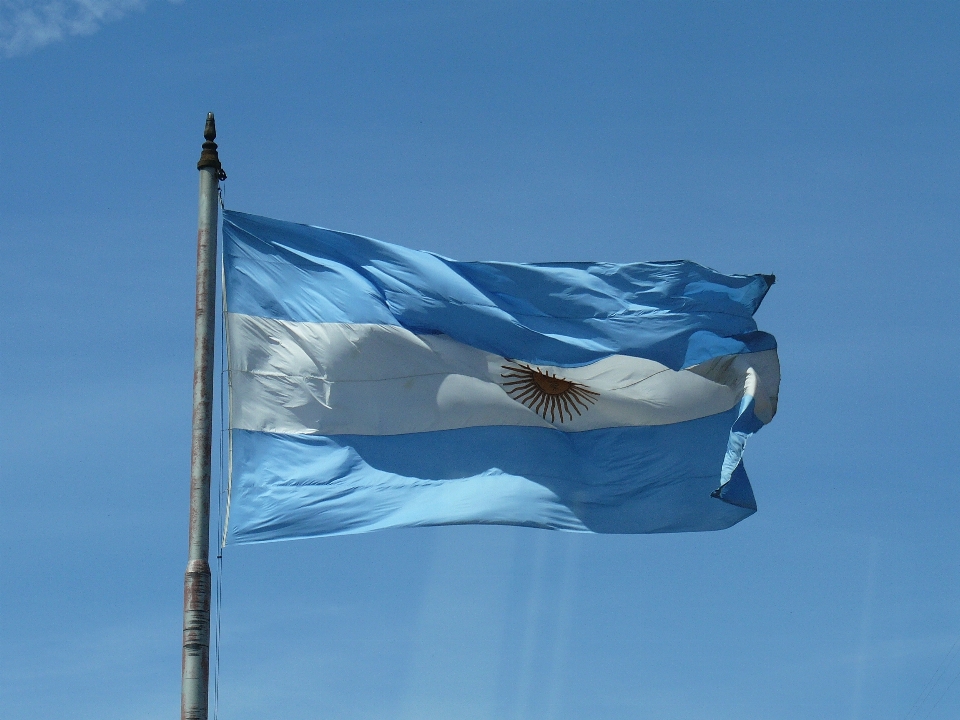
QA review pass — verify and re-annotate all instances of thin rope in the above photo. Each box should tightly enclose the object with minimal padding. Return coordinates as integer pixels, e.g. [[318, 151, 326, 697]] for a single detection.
[[904, 630, 960, 719], [213, 551, 223, 720], [920, 662, 960, 720]]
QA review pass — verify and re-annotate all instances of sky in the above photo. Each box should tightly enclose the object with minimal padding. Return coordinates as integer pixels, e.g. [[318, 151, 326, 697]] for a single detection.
[[1, 2, 959, 719]]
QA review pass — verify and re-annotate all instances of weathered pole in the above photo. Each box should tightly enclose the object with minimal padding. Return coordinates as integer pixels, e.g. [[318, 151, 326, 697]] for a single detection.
[[181, 113, 225, 720]]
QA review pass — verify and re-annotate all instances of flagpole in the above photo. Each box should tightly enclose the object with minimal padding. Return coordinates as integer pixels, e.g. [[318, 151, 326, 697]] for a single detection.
[[181, 113, 225, 720]]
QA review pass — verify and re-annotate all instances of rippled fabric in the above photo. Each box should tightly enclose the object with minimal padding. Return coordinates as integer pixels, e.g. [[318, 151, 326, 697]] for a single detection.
[[224, 211, 775, 370], [221, 210, 779, 543]]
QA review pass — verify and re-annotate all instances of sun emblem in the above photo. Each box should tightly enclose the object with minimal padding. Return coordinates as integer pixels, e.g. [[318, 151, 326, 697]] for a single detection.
[[500, 362, 599, 423]]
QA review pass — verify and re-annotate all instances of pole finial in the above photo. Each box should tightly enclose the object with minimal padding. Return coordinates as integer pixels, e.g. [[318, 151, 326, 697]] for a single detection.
[[204, 112, 216, 142], [197, 112, 226, 179]]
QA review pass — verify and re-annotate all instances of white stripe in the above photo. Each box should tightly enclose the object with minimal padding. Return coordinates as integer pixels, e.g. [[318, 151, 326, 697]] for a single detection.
[[227, 313, 779, 436]]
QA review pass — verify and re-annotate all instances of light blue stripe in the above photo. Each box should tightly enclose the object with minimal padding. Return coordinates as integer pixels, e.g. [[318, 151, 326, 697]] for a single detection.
[[223, 210, 775, 369], [226, 406, 758, 544]]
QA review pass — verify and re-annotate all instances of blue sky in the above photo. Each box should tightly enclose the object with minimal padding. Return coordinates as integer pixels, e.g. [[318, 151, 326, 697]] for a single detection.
[[2, 2, 959, 719]]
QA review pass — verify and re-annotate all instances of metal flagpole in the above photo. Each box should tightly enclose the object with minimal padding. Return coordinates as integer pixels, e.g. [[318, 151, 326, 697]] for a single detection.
[[181, 113, 225, 720]]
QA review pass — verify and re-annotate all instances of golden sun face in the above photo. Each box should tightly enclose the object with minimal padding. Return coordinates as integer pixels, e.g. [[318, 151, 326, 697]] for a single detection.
[[500, 362, 599, 423]]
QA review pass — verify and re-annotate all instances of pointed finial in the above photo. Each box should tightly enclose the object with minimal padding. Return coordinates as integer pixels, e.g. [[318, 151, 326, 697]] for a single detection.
[[197, 112, 226, 179], [204, 112, 216, 142]]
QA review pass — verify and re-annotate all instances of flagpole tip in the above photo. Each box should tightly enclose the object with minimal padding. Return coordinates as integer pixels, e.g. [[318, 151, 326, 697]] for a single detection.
[[204, 112, 216, 142], [197, 112, 226, 179]]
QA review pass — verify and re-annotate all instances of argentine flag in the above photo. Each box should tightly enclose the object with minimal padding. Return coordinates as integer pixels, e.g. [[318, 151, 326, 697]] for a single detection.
[[222, 211, 779, 544]]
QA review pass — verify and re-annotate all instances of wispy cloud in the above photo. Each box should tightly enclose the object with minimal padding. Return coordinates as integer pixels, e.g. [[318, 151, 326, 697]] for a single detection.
[[0, 0, 166, 57]]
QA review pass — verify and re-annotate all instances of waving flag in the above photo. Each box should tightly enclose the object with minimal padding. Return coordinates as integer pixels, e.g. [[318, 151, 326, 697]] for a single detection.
[[221, 210, 779, 544]]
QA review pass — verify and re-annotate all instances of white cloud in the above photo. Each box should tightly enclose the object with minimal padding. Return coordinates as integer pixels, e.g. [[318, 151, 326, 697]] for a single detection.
[[0, 0, 167, 57]]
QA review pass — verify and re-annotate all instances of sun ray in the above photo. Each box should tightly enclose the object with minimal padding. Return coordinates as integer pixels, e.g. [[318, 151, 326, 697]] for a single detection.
[[499, 362, 599, 424]]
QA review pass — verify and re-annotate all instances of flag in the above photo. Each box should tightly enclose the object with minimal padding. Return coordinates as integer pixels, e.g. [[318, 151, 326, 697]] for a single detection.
[[221, 210, 779, 544]]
